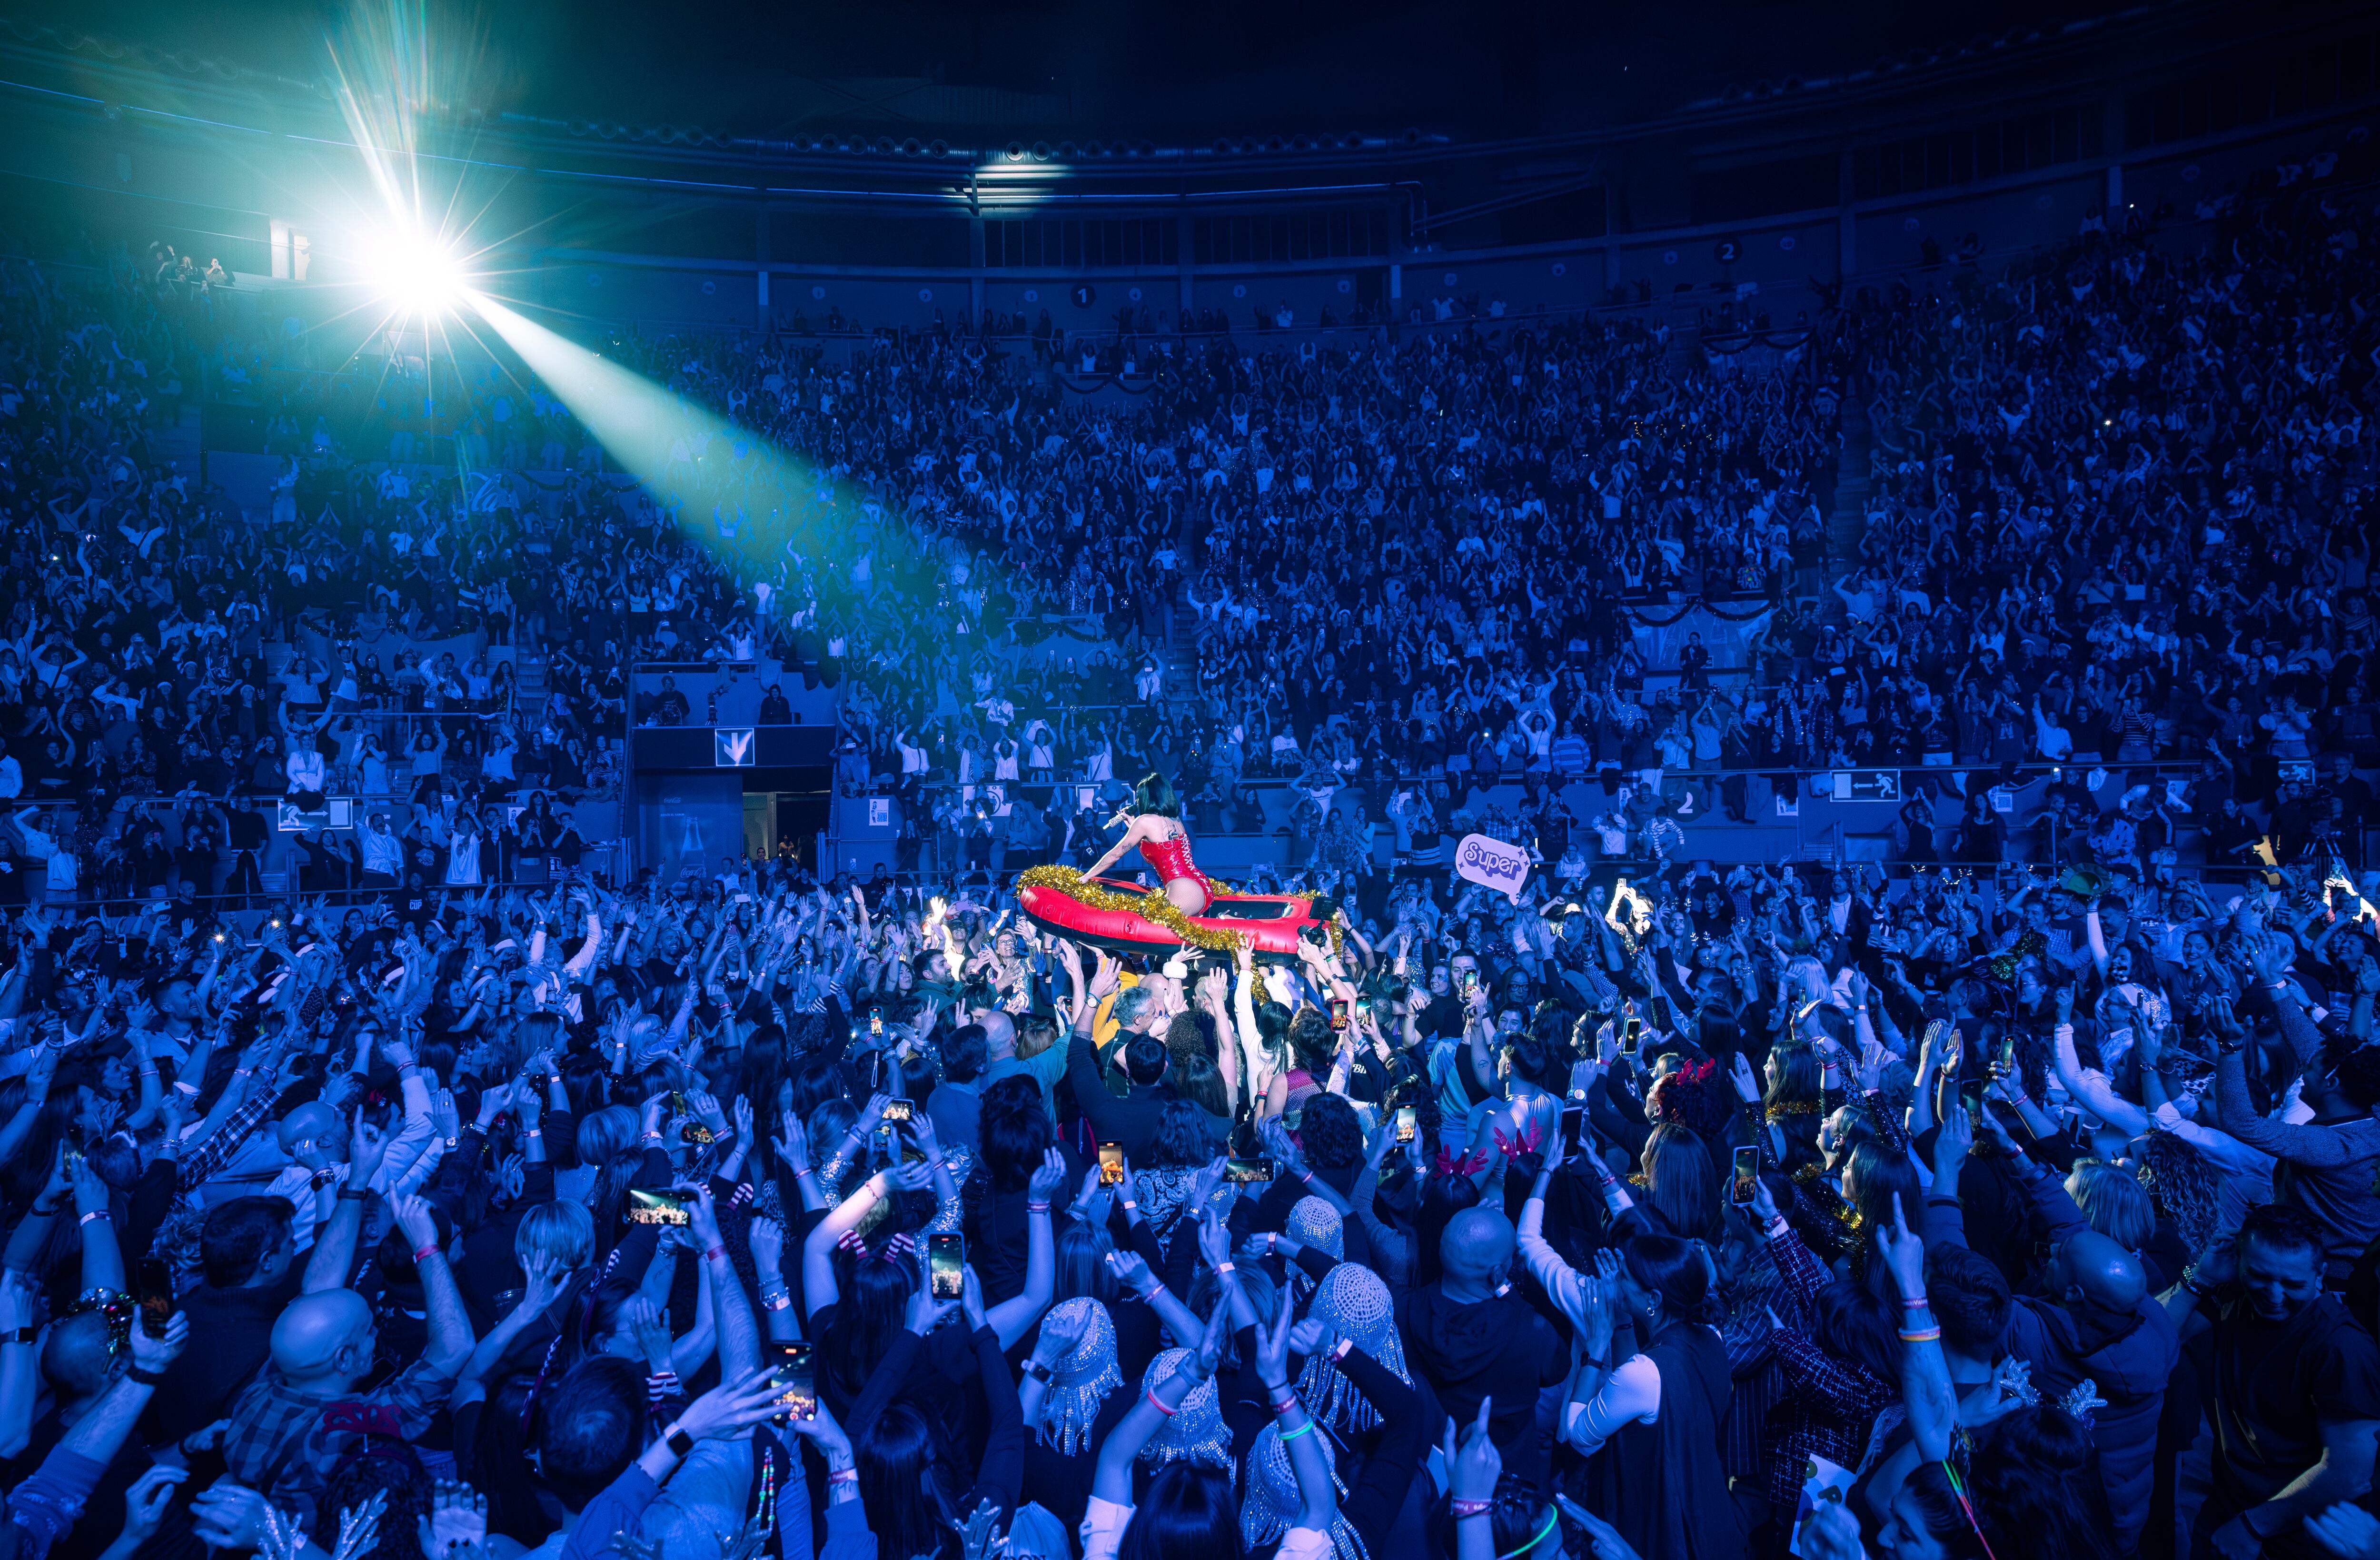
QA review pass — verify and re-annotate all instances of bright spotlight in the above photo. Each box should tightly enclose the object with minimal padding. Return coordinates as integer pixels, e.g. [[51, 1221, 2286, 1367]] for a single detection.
[[368, 228, 465, 318]]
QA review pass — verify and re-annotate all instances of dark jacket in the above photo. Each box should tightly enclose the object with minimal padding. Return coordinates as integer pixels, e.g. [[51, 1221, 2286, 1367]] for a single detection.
[[1065, 1030, 1175, 1161]]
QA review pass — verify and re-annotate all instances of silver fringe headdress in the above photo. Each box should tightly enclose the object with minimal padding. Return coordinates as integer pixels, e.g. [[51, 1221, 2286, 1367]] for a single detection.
[[1034, 1298, 1122, 1454], [1294, 1264, 1408, 1433]]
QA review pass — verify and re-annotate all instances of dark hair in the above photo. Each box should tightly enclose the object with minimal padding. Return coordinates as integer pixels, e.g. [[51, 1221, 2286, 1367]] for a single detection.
[[1169, 1051, 1230, 1121], [940, 1024, 990, 1085], [1118, 1460, 1242, 1560], [1501, 1030, 1567, 1094], [1808, 1279, 1899, 1385], [1150, 1097, 1215, 1169], [1924, 1242, 2012, 1358], [1299, 1093, 1364, 1171], [1641, 1124, 1720, 1244], [320, 1433, 432, 1560], [1844, 1142, 1922, 1245], [1622, 1232, 1722, 1325], [1133, 772, 1181, 818], [2237, 1202, 2325, 1264], [1894, 1463, 1989, 1560], [821, 1243, 919, 1400], [855, 1399, 961, 1560], [1163, 1010, 1213, 1064], [535, 1357, 646, 1510], [1286, 1008, 1335, 1074], [1972, 1406, 2119, 1560], [1124, 1034, 1170, 1086], [979, 1075, 1055, 1192], [2333, 1045, 2380, 1109], [200, 1196, 295, 1288]]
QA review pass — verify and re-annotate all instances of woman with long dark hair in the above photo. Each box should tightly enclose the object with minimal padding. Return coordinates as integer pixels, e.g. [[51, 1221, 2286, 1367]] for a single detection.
[[1561, 1233, 1744, 1560], [1078, 772, 1213, 915]]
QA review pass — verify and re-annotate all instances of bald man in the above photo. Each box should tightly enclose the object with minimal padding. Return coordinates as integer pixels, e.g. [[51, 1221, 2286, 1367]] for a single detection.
[[220, 1194, 475, 1531], [1395, 1207, 1567, 1493], [1997, 1163, 2179, 1552]]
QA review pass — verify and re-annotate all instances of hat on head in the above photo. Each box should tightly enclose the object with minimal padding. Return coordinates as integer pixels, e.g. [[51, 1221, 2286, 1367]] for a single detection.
[[1138, 1348, 1233, 1476], [1242, 1422, 1363, 1560], [1295, 1264, 1407, 1433], [1285, 1196, 1344, 1261], [1034, 1299, 1121, 1455]]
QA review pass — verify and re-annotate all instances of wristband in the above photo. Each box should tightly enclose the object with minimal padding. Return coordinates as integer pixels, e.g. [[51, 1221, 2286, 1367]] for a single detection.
[[1120, 1199, 1138, 1211], [172, 1081, 199, 1095], [1900, 1297, 1934, 1310], [1331, 1337, 1355, 1362], [1214, 1261, 1236, 1276], [137, 1067, 157, 1078], [1452, 1500, 1493, 1519], [1272, 1394, 1299, 1414], [762, 1291, 793, 1312], [704, 1245, 729, 1263], [79, 1211, 109, 1226], [127, 1364, 169, 1386], [1, 1326, 35, 1345], [1145, 1389, 1178, 1417], [29, 1200, 60, 1217], [414, 1244, 442, 1263], [525, 1129, 543, 1139], [1025, 1201, 1050, 1213], [1278, 1419, 1314, 1441], [338, 1188, 370, 1202], [826, 1467, 858, 1486], [1897, 1327, 1943, 1344]]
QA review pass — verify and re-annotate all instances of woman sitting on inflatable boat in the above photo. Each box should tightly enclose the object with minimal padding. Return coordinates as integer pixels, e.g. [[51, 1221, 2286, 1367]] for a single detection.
[[1079, 772, 1212, 914]]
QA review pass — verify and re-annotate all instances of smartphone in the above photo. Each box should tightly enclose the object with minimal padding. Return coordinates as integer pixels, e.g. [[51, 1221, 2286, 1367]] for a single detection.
[[1394, 1104, 1418, 1143], [1460, 968, 1479, 994], [1561, 1105, 1585, 1158], [771, 1341, 817, 1421], [929, 1233, 965, 1300], [626, 1189, 690, 1226], [1098, 1142, 1125, 1186], [137, 1257, 173, 1340], [1225, 1156, 1275, 1183], [1356, 997, 1372, 1019], [1329, 999, 1350, 1031], [680, 1117, 715, 1145], [1731, 1145, 1760, 1207], [870, 1014, 884, 1040], [1620, 1014, 1641, 1058], [881, 1098, 914, 1123], [1998, 1036, 2018, 1073]]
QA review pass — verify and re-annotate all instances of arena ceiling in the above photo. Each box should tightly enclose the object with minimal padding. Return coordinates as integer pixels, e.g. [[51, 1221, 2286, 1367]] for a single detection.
[[0, 0, 2290, 148]]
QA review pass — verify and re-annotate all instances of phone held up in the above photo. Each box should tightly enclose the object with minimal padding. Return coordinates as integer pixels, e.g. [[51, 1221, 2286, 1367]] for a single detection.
[[929, 1232, 965, 1301], [771, 1341, 817, 1421], [1098, 1141, 1125, 1186], [1732, 1145, 1760, 1207]]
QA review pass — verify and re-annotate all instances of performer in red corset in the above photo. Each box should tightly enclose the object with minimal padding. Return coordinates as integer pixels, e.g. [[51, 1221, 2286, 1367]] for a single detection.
[[1079, 773, 1211, 914]]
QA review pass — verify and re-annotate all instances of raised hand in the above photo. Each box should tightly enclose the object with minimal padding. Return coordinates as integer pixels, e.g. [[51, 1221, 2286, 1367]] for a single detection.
[[1875, 1192, 1927, 1306], [119, 1465, 188, 1548], [674, 1367, 793, 1441], [1027, 1146, 1065, 1202], [1442, 1397, 1501, 1503], [748, 1215, 784, 1276]]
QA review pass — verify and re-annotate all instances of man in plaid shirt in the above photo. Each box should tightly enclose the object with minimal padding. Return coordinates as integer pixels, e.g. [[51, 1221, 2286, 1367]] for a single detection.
[[223, 1190, 475, 1529]]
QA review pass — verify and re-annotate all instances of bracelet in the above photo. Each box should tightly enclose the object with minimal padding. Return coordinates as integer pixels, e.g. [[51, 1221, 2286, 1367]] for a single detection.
[[1120, 1199, 1138, 1211], [413, 1244, 441, 1263], [1214, 1261, 1236, 1275], [1025, 1201, 1050, 1213], [761, 1291, 793, 1312], [1900, 1296, 1934, 1310], [1897, 1327, 1943, 1344], [664, 1423, 695, 1458], [1331, 1338, 1355, 1362], [1271, 1394, 1299, 1414], [137, 1067, 157, 1078], [1145, 1389, 1177, 1417], [338, 1188, 370, 1202], [127, 1364, 169, 1386], [29, 1200, 60, 1217], [1452, 1500, 1494, 1519], [525, 1129, 543, 1139], [826, 1467, 858, 1486], [79, 1211, 108, 1226], [704, 1245, 729, 1263], [1021, 1359, 1053, 1383], [2, 1325, 36, 1345], [1142, 1281, 1167, 1301], [1278, 1420, 1314, 1441]]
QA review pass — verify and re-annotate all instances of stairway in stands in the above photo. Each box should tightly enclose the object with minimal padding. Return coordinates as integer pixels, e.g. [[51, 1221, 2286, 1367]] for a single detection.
[[1815, 394, 1876, 626], [152, 404, 202, 481]]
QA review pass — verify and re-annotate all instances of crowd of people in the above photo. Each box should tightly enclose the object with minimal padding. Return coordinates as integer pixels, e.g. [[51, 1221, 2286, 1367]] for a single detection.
[[2, 104, 2380, 1560]]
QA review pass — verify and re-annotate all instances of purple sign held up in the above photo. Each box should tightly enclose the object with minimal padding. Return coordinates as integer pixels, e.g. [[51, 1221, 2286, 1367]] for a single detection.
[[1455, 833, 1531, 903]]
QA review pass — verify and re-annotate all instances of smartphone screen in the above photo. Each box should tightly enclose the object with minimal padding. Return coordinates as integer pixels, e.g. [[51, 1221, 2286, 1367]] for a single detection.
[[1731, 1145, 1760, 1207], [870, 1014, 884, 1040], [1998, 1036, 2018, 1073], [1619, 1014, 1641, 1058], [137, 1258, 173, 1340], [1329, 999, 1350, 1031], [1225, 1156, 1274, 1183], [929, 1233, 964, 1300], [1098, 1142, 1124, 1186], [1562, 1106, 1585, 1158], [626, 1189, 691, 1226], [1394, 1104, 1418, 1143], [772, 1341, 817, 1420], [881, 1098, 914, 1123], [1460, 967, 1478, 994]]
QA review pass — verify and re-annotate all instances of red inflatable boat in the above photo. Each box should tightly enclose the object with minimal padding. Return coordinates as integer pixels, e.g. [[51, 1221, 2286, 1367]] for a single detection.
[[1016, 864, 1333, 963]]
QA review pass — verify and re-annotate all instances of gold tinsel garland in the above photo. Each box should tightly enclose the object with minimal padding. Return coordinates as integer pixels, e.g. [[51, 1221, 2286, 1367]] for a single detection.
[[1017, 864, 1250, 954]]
